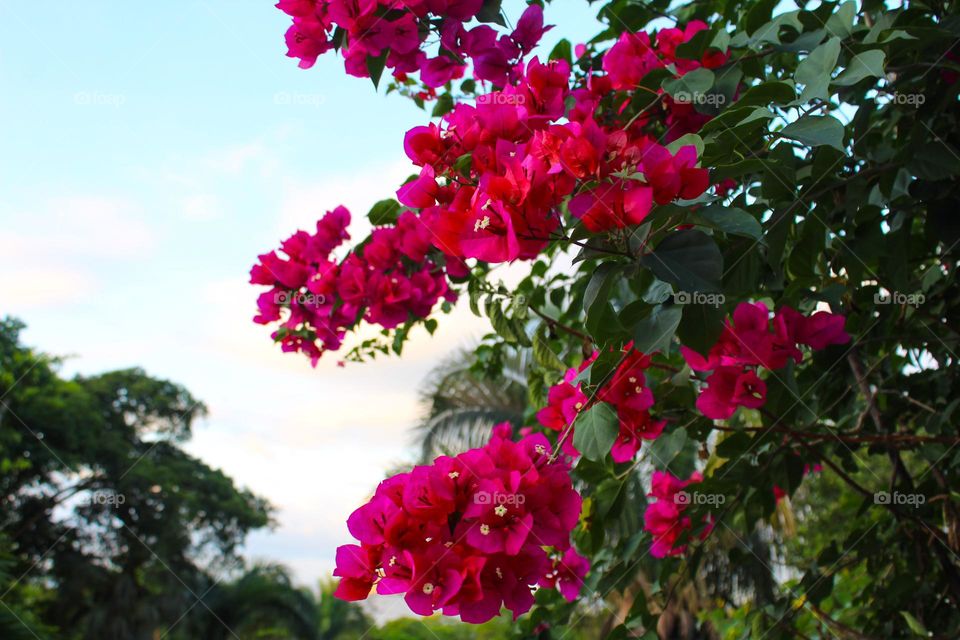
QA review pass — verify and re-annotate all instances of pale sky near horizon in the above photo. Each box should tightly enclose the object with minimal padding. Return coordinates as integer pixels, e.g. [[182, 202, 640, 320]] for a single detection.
[[0, 0, 606, 597]]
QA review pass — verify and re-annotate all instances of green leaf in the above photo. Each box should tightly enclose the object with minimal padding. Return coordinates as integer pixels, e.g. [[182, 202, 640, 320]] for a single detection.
[[431, 92, 454, 117], [710, 158, 768, 181], [734, 81, 797, 107], [716, 431, 753, 458], [594, 477, 627, 520], [573, 403, 620, 461], [796, 37, 841, 102], [367, 199, 401, 226], [690, 205, 763, 240], [900, 611, 929, 637], [647, 427, 688, 468], [642, 280, 673, 305], [745, 0, 779, 34], [475, 0, 506, 26], [666, 133, 705, 157], [641, 229, 724, 293], [584, 263, 620, 312], [751, 11, 803, 45], [780, 115, 845, 151], [631, 304, 682, 354], [488, 303, 518, 344], [366, 52, 387, 90], [833, 50, 886, 86], [549, 38, 573, 64], [662, 68, 715, 103], [908, 142, 960, 181], [825, 1, 856, 39], [533, 325, 566, 373], [701, 106, 773, 134], [677, 302, 724, 356]]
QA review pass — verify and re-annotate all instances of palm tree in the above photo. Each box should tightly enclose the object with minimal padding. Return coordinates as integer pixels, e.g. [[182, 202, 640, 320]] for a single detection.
[[412, 348, 528, 463], [182, 564, 319, 640], [316, 579, 373, 640]]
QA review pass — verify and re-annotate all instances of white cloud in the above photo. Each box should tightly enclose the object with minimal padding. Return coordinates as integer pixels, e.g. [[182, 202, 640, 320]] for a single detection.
[[0, 267, 96, 309], [203, 141, 266, 175], [1, 195, 154, 261], [0, 194, 157, 309], [276, 160, 413, 237], [180, 193, 222, 220]]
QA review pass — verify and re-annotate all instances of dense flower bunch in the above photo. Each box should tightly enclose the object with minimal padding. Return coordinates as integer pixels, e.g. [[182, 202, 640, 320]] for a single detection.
[[277, 0, 551, 88], [602, 20, 729, 141], [332, 424, 587, 622], [250, 207, 457, 364], [643, 470, 709, 558], [681, 302, 850, 419], [537, 345, 665, 463], [399, 49, 714, 263]]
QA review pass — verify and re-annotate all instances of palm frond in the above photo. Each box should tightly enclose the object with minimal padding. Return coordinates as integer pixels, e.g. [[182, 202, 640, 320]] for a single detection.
[[412, 347, 528, 463]]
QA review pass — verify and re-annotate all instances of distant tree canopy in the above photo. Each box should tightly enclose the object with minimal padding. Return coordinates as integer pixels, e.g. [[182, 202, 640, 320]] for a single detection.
[[0, 317, 273, 639]]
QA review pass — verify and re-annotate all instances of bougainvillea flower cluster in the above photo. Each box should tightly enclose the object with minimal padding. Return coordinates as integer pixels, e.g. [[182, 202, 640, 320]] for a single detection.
[[401, 55, 713, 264], [250, 207, 457, 365], [332, 424, 588, 622], [257, 17, 728, 362], [537, 345, 665, 463], [681, 303, 850, 419], [277, 0, 551, 88], [643, 470, 709, 558]]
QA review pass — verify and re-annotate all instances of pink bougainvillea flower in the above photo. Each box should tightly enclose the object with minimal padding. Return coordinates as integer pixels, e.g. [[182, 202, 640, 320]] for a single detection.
[[569, 180, 653, 232], [683, 303, 850, 420], [332, 544, 377, 600], [397, 166, 440, 208], [332, 424, 586, 623], [421, 56, 466, 88], [251, 205, 456, 365], [602, 31, 659, 90], [695, 366, 767, 420], [796, 310, 851, 350], [511, 3, 552, 54], [540, 548, 590, 602], [641, 144, 710, 205], [643, 470, 706, 558]]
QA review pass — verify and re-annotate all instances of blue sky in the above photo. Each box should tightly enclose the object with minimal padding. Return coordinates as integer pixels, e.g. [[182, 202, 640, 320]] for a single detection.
[[0, 0, 604, 594]]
